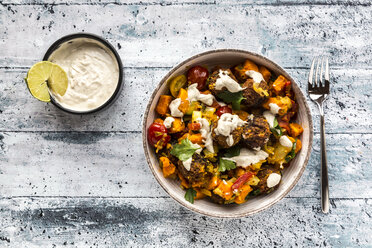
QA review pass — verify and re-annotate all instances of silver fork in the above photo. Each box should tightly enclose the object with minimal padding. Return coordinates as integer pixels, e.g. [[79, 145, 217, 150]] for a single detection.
[[308, 56, 330, 214]]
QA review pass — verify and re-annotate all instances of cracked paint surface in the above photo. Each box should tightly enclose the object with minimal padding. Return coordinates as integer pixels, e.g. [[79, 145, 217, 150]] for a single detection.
[[0, 0, 371, 247]]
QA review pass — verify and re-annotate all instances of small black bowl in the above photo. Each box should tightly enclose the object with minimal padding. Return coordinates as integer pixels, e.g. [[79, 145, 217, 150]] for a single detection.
[[43, 33, 124, 115]]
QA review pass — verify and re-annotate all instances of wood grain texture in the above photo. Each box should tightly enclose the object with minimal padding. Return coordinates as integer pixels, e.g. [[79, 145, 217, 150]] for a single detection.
[[0, 197, 371, 247], [0, 68, 370, 133], [0, 0, 371, 246], [0, 132, 370, 198], [3, 0, 372, 4], [0, 3, 371, 68]]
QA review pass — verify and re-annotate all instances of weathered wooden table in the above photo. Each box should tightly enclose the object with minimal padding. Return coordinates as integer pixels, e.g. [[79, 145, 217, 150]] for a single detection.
[[0, 0, 371, 247]]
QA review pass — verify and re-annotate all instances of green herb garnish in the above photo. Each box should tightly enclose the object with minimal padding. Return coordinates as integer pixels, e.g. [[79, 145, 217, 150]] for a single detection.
[[185, 188, 197, 203], [270, 117, 283, 137], [224, 146, 241, 158], [217, 91, 245, 110], [252, 189, 261, 196], [273, 117, 279, 127], [218, 157, 237, 172], [170, 138, 200, 161], [285, 139, 297, 162], [270, 127, 282, 136]]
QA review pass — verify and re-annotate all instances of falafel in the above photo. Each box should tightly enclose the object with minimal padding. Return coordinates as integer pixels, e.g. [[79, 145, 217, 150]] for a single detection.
[[253, 167, 281, 195], [211, 119, 244, 148], [242, 116, 271, 149], [233, 60, 259, 82], [177, 153, 214, 187], [207, 68, 239, 95], [242, 79, 269, 108]]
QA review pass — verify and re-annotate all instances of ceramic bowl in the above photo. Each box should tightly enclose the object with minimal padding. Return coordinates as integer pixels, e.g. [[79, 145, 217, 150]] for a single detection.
[[43, 33, 124, 115], [142, 49, 313, 218]]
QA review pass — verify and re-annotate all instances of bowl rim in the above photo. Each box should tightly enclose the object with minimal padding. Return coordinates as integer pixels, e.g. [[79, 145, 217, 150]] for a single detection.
[[43, 32, 124, 115], [142, 49, 313, 218]]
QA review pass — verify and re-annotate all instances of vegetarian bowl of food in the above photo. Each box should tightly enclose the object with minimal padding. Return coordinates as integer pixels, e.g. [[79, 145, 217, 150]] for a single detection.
[[142, 49, 313, 217]]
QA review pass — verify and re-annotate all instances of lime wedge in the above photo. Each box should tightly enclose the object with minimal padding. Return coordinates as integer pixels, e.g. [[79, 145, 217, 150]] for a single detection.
[[25, 61, 68, 102]]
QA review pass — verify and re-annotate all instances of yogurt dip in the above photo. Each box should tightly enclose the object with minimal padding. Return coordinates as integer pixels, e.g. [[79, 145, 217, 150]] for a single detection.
[[48, 38, 119, 112]]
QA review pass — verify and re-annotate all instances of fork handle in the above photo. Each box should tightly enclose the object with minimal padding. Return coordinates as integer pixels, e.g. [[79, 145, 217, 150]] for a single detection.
[[319, 108, 329, 213]]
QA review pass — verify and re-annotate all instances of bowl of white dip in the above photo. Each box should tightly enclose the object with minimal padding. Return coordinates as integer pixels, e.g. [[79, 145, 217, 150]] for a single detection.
[[44, 33, 123, 114]]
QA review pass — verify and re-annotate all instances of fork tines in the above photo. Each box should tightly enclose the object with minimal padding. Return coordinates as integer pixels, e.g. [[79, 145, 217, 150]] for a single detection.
[[308, 56, 330, 93]]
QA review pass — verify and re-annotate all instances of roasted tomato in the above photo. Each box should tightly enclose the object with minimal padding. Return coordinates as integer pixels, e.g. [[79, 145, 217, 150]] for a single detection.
[[148, 122, 170, 148], [216, 106, 232, 117], [169, 75, 187, 98], [278, 120, 290, 133], [188, 122, 201, 131], [232, 172, 254, 192], [187, 66, 209, 90]]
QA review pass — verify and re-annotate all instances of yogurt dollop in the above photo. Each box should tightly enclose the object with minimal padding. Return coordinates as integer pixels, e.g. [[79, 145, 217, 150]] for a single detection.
[[224, 148, 268, 168], [267, 173, 281, 188], [215, 70, 245, 93], [187, 83, 215, 106], [163, 117, 175, 129], [48, 38, 119, 112], [214, 113, 246, 147]]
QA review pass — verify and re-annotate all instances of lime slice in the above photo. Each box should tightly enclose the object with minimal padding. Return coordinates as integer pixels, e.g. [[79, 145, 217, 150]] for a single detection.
[[25, 61, 68, 102]]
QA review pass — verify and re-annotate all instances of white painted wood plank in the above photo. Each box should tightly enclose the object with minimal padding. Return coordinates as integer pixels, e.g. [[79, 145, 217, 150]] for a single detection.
[[1, 0, 219, 4], [0, 4, 370, 68], [2, 0, 371, 6], [0, 132, 370, 198], [2, 0, 370, 6], [0, 68, 370, 133], [1, 0, 370, 6], [0, 197, 371, 247], [0, 1, 369, 246]]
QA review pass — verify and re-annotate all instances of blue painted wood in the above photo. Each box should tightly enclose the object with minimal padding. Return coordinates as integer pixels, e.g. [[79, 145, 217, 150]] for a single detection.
[[0, 0, 371, 247], [0, 3, 371, 69], [0, 132, 371, 198], [0, 197, 371, 247], [0, 68, 370, 133]]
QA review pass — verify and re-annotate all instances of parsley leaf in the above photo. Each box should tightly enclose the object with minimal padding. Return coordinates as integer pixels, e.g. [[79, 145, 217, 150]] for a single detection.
[[224, 146, 241, 158], [185, 188, 197, 204], [285, 139, 297, 162], [217, 91, 245, 110], [270, 126, 283, 136], [218, 158, 237, 172], [170, 138, 200, 161], [273, 117, 279, 128], [270, 117, 283, 136]]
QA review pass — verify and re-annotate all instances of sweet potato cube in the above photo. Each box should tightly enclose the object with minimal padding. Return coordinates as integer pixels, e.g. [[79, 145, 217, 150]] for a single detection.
[[243, 59, 259, 72], [259, 65, 272, 82], [178, 172, 190, 188], [160, 157, 176, 178], [156, 95, 172, 116], [289, 123, 304, 137], [272, 75, 288, 94], [295, 139, 302, 153], [169, 118, 185, 133], [207, 176, 221, 190], [195, 189, 207, 200], [234, 59, 259, 81], [234, 184, 252, 204], [188, 133, 203, 145], [176, 88, 190, 113], [263, 96, 292, 116], [232, 110, 249, 121], [213, 180, 233, 200], [177, 88, 188, 100]]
